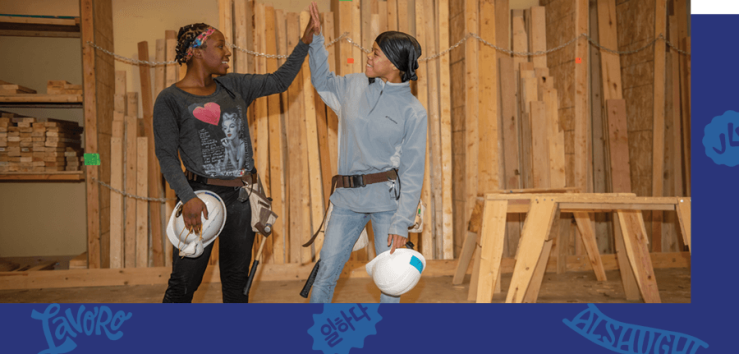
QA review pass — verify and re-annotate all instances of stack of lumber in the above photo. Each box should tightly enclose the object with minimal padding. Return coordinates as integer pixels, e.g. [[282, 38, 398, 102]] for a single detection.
[[47, 80, 83, 95], [0, 80, 36, 95], [0, 112, 82, 173]]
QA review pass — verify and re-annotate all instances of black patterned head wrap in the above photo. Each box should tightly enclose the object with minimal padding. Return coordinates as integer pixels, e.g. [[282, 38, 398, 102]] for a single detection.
[[374, 31, 422, 82]]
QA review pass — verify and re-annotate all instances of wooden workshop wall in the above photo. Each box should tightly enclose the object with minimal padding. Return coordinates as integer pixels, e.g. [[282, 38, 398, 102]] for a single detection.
[[0, 0, 87, 257]]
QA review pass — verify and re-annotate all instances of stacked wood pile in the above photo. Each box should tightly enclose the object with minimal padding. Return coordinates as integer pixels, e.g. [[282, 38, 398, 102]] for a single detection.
[[47, 80, 84, 95], [0, 80, 36, 95], [0, 112, 83, 173]]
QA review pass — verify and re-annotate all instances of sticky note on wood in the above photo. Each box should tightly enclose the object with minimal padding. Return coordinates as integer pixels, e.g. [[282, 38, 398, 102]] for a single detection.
[[347, 58, 354, 64], [84, 153, 100, 166], [576, 57, 582, 64]]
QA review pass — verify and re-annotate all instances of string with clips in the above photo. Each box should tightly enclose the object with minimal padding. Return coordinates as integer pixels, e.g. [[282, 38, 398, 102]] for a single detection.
[[85, 31, 690, 67]]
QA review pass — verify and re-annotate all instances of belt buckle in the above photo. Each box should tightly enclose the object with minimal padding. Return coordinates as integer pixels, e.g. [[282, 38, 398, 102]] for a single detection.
[[355, 175, 365, 187]]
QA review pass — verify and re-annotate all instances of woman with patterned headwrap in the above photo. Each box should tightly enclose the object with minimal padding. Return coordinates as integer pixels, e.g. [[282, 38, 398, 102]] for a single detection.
[[153, 16, 320, 303], [302, 2, 428, 303]]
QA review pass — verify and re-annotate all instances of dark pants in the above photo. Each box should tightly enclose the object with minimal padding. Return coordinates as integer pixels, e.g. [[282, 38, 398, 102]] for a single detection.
[[162, 181, 255, 303]]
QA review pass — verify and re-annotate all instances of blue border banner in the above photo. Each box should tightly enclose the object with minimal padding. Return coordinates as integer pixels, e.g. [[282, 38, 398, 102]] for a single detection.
[[0, 14, 733, 353]]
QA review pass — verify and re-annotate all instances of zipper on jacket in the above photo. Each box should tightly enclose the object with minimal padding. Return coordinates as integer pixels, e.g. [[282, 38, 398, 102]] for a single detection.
[[368, 90, 383, 116]]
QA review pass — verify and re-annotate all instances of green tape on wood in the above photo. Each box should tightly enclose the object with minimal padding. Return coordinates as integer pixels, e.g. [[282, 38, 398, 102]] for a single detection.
[[84, 153, 100, 166]]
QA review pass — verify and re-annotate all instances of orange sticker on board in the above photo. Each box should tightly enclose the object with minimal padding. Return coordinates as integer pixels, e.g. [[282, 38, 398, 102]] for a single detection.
[[576, 57, 582, 64], [347, 58, 354, 64]]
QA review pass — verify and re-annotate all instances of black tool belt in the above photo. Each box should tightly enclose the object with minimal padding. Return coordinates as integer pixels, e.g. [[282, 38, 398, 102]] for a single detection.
[[184, 169, 257, 188]]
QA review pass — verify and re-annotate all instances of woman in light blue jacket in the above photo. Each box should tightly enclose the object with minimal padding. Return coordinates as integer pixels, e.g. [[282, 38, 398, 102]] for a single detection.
[[303, 3, 427, 303]]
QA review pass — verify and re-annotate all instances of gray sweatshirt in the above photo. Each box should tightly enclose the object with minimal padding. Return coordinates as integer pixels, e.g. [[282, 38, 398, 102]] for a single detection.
[[309, 33, 428, 238], [154, 40, 309, 205]]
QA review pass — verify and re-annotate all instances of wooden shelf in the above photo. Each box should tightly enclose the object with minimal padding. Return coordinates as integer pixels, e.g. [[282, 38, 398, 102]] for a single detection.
[[0, 171, 84, 182], [0, 15, 80, 38], [0, 94, 83, 108]]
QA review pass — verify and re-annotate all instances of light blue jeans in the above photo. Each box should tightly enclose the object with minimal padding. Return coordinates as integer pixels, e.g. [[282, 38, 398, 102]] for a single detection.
[[309, 205, 401, 303]]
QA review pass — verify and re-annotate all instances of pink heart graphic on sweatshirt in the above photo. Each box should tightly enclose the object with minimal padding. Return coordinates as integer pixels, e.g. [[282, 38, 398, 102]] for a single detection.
[[193, 103, 221, 126]]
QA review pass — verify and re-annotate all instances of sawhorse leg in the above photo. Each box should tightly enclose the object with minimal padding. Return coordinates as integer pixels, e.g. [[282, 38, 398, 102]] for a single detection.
[[474, 200, 509, 303], [506, 199, 558, 303], [617, 210, 661, 303], [614, 212, 642, 301], [522, 207, 561, 303], [573, 212, 607, 281], [676, 198, 691, 252]]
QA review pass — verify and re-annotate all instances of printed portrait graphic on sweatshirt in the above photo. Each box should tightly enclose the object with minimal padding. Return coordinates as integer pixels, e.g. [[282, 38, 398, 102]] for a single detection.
[[189, 102, 249, 177]]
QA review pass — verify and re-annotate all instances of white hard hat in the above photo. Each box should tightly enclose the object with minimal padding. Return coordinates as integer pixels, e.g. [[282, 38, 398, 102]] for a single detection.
[[366, 248, 426, 296], [166, 190, 227, 258]]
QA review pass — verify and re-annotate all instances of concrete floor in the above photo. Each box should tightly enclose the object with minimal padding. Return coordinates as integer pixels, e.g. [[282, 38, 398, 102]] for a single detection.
[[0, 268, 690, 303]]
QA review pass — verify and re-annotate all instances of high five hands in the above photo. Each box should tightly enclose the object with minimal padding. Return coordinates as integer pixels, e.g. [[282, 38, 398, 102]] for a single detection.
[[301, 2, 322, 45]]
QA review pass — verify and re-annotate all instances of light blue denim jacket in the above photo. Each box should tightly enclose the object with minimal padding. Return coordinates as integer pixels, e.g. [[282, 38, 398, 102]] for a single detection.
[[309, 33, 427, 238]]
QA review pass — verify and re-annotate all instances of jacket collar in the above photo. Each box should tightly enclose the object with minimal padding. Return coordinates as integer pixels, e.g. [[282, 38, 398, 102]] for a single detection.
[[372, 77, 411, 94]]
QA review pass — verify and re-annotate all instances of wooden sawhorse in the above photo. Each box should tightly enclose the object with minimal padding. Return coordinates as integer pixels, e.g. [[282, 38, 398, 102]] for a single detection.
[[454, 193, 692, 303]]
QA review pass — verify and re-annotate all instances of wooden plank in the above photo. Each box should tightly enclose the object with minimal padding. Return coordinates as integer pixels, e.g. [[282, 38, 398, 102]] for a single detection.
[[475, 200, 508, 303], [676, 197, 691, 250], [423, 1, 443, 260], [265, 5, 281, 264], [607, 100, 631, 192], [652, 0, 667, 250], [669, 15, 683, 198], [286, 12, 311, 264], [494, 0, 509, 62], [388, 0, 398, 31], [165, 31, 178, 87], [138, 41, 164, 267], [530, 101, 550, 188], [27, 261, 58, 271], [520, 76, 537, 188], [511, 10, 528, 75], [397, 0, 408, 33], [681, 36, 690, 196], [219, 0, 234, 74], [323, 13, 339, 178], [136, 137, 148, 268], [544, 89, 566, 188], [618, 210, 661, 303], [589, 0, 611, 255], [606, 99, 641, 301], [69, 252, 87, 269], [378, 0, 387, 32], [234, 0, 248, 74], [573, 212, 607, 281], [499, 56, 521, 257], [597, 0, 623, 100], [506, 200, 558, 303], [338, 0, 353, 76], [254, 1, 270, 264], [522, 208, 560, 303], [478, 0, 499, 196], [110, 128, 123, 269], [438, 0, 454, 261], [453, 231, 477, 284], [276, 8, 290, 263], [352, 0, 362, 73], [154, 39, 165, 98], [464, 0, 480, 251], [414, 0, 431, 259], [420, 130, 433, 259], [574, 0, 590, 194], [301, 11, 326, 262], [124, 115, 138, 268], [529, 6, 547, 69], [467, 242, 482, 301]]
